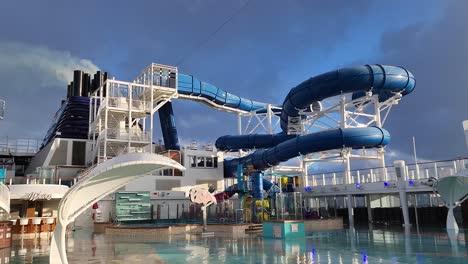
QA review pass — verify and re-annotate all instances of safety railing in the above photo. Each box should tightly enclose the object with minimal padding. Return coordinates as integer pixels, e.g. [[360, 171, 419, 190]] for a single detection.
[[307, 158, 468, 187], [106, 128, 151, 142], [0, 138, 40, 155], [107, 97, 151, 112]]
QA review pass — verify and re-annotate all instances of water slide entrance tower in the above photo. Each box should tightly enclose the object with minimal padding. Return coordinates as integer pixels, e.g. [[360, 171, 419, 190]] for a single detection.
[[87, 63, 179, 164]]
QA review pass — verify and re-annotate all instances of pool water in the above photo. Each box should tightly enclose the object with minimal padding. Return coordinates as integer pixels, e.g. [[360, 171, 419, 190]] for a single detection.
[[6, 227, 468, 263]]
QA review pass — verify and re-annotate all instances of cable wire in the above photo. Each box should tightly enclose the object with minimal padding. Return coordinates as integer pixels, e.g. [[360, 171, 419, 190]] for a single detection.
[[176, 0, 253, 66]]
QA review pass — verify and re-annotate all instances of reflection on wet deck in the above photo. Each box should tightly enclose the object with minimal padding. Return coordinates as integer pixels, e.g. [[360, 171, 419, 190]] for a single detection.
[[5, 227, 468, 263]]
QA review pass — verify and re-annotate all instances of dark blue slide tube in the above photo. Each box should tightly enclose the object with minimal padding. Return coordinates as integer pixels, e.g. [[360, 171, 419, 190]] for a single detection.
[[251, 172, 264, 199], [223, 127, 390, 174], [215, 65, 414, 179], [158, 101, 181, 151], [280, 65, 415, 132]]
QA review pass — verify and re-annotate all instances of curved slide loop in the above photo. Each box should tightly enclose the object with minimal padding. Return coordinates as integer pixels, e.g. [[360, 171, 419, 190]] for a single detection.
[[49, 152, 185, 264], [215, 65, 414, 178], [223, 127, 390, 177], [280, 64, 415, 132]]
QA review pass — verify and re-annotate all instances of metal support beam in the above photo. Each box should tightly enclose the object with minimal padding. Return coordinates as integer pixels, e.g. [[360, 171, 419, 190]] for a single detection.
[[394, 160, 411, 227], [347, 194, 354, 227]]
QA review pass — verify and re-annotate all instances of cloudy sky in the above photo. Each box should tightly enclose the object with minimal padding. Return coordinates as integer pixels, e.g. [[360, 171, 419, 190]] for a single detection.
[[0, 0, 466, 163]]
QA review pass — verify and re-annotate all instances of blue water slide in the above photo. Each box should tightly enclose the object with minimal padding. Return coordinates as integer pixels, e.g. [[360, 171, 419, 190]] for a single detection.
[[214, 178, 280, 200], [158, 102, 181, 150], [280, 65, 415, 131], [223, 127, 390, 177], [178, 74, 280, 113], [218, 65, 415, 178]]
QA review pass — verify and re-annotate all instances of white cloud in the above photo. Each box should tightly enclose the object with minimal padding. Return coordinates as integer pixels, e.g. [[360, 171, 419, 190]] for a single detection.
[[0, 41, 100, 91]]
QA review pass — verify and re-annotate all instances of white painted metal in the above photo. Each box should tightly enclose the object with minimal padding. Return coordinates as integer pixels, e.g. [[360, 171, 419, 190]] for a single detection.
[[394, 160, 410, 227], [434, 169, 468, 231], [463, 120, 468, 148], [0, 183, 10, 215], [300, 92, 403, 183], [89, 63, 179, 165], [0, 99, 4, 120], [346, 194, 354, 227], [49, 152, 185, 264]]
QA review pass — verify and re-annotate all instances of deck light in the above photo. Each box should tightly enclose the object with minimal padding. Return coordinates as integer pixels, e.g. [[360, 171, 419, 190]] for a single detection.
[[408, 180, 414, 186], [355, 183, 361, 189], [383, 181, 389, 187]]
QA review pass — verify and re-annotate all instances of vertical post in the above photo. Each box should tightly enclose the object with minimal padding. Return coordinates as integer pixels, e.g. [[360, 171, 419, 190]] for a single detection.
[[150, 67, 154, 154], [237, 113, 242, 135], [413, 136, 420, 179], [333, 173, 337, 185], [237, 164, 244, 213], [302, 159, 308, 189], [347, 194, 354, 227], [202, 205, 207, 232], [434, 162, 438, 178], [366, 195, 372, 225], [394, 160, 410, 227], [340, 96, 352, 185], [373, 96, 387, 181], [128, 83, 132, 151], [267, 104, 273, 134], [344, 153, 351, 184], [356, 170, 361, 183], [103, 81, 109, 162], [414, 193, 420, 233], [252, 171, 264, 222]]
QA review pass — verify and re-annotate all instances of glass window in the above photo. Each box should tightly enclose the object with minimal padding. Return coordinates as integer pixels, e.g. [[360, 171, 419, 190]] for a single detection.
[[214, 157, 218, 168], [190, 156, 197, 167], [197, 157, 205, 167], [206, 157, 213, 167]]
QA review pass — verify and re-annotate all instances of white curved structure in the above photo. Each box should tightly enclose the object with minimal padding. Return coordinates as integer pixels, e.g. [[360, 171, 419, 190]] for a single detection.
[[49, 152, 185, 264], [0, 183, 10, 216], [434, 169, 468, 231]]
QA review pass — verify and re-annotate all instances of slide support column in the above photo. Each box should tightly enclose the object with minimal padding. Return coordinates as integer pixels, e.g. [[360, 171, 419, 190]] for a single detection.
[[394, 160, 411, 227]]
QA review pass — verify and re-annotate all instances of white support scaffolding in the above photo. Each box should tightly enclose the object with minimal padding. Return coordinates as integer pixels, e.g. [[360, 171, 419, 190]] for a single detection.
[[237, 104, 282, 135], [298, 92, 402, 186], [87, 63, 179, 165]]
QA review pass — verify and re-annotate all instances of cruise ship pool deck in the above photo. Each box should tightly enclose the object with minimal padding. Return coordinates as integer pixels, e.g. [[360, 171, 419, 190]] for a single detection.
[[5, 227, 468, 264]]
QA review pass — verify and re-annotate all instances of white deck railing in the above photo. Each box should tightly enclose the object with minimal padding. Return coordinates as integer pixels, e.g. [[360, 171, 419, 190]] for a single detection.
[[307, 158, 468, 187], [0, 138, 40, 155]]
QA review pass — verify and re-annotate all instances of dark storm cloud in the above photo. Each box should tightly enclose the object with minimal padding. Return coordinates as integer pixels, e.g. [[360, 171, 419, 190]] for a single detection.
[[378, 0, 468, 160], [0, 0, 453, 165]]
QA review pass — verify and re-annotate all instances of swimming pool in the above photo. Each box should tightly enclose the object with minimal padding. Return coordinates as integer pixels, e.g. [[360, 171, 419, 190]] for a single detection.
[[7, 227, 468, 263]]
